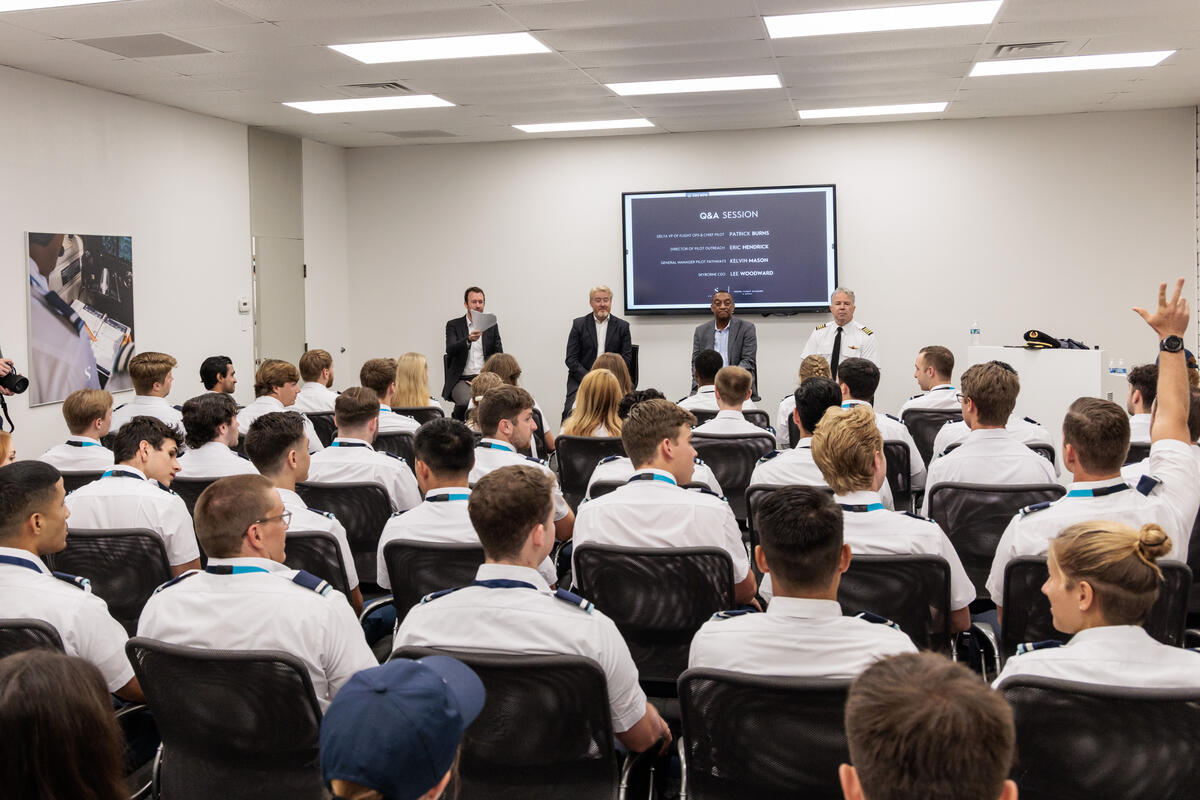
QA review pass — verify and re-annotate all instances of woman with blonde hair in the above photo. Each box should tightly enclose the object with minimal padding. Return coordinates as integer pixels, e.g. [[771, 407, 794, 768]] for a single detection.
[[481, 353, 554, 454], [561, 369, 623, 437], [591, 353, 633, 396], [776, 355, 832, 447], [993, 520, 1200, 688], [392, 352, 440, 408], [465, 372, 505, 433]]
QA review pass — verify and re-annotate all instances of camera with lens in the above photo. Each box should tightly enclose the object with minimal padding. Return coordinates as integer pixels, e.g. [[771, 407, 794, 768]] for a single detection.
[[0, 370, 28, 394]]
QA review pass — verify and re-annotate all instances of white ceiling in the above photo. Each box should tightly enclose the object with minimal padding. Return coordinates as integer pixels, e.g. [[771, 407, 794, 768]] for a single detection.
[[0, 0, 1197, 147]]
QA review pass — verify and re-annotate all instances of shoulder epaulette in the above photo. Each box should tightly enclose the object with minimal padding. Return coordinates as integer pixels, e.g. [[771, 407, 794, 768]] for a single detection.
[[861, 327, 874, 335], [688, 486, 726, 502], [421, 586, 463, 604], [1016, 639, 1063, 655], [815, 322, 827, 330], [382, 451, 406, 462], [758, 450, 782, 463], [693, 456, 706, 466], [307, 507, 336, 520], [291, 570, 332, 596], [1020, 501, 1054, 516], [855, 611, 901, 630], [524, 455, 547, 466], [1023, 416, 1041, 425], [554, 588, 594, 613], [1136, 474, 1162, 497], [153, 569, 200, 594], [599, 454, 622, 465], [677, 395, 689, 403], [157, 481, 177, 494], [237, 452, 251, 460], [902, 511, 932, 522], [908, 393, 923, 400], [52, 571, 91, 592], [114, 403, 127, 410], [711, 608, 758, 620], [885, 413, 900, 422]]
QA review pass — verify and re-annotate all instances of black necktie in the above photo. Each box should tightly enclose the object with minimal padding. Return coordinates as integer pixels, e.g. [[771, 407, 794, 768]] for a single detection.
[[830, 326, 844, 377]]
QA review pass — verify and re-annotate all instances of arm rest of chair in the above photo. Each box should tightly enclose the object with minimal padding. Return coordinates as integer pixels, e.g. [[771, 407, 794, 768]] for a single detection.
[[954, 621, 1002, 682], [359, 595, 393, 624], [618, 736, 669, 799]]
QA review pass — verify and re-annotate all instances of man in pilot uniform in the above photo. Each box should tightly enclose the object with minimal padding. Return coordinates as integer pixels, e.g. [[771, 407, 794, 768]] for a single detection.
[[0, 460, 142, 701], [900, 346, 959, 414], [39, 389, 115, 471], [689, 486, 915, 677], [176, 392, 257, 479], [27, 232, 100, 406], [800, 287, 877, 377], [395, 465, 671, 755], [137, 474, 377, 709]]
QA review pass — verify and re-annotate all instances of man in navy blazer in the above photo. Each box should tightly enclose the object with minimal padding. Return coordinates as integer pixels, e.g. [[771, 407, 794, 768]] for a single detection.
[[443, 286, 503, 420], [691, 291, 758, 399], [563, 286, 633, 418]]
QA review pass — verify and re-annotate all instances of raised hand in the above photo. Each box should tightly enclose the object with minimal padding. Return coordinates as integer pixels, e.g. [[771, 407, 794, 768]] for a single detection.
[[1133, 278, 1189, 339]]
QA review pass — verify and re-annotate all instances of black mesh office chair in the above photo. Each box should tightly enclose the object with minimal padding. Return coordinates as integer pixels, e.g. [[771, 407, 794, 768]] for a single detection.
[[126, 638, 324, 800], [1001, 676, 1200, 800], [743, 409, 772, 431], [690, 432, 776, 522], [837, 554, 952, 653], [374, 432, 416, 468], [882, 440, 913, 512], [170, 477, 217, 516], [941, 441, 1056, 464], [690, 409, 718, 426], [60, 470, 104, 494], [294, 482, 392, 588], [383, 540, 486, 625], [390, 647, 626, 800], [1001, 557, 1191, 657], [52, 528, 172, 636], [306, 412, 337, 448], [555, 436, 625, 510], [390, 406, 444, 425], [0, 618, 64, 658], [899, 409, 962, 466], [283, 530, 351, 595], [926, 482, 1066, 600], [1125, 441, 1151, 465], [678, 669, 851, 800], [572, 544, 734, 696]]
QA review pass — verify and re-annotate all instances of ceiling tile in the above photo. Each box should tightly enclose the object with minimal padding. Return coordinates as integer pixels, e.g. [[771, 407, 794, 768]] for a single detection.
[[1, 0, 258, 39]]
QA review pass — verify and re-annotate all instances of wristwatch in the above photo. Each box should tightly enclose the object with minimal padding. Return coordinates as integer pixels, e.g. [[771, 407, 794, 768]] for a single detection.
[[1160, 335, 1185, 353]]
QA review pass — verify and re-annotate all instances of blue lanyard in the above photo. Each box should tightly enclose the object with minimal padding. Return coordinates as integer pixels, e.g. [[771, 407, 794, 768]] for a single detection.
[[205, 565, 271, 575], [427, 493, 470, 502], [331, 441, 370, 449], [102, 470, 143, 480], [840, 503, 885, 512], [479, 442, 515, 452], [66, 441, 101, 448], [1066, 484, 1130, 498], [472, 578, 538, 590], [627, 473, 677, 486], [0, 554, 44, 573]]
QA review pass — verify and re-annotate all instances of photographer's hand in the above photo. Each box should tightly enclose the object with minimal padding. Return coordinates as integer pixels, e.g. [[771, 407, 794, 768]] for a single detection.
[[0, 359, 13, 396]]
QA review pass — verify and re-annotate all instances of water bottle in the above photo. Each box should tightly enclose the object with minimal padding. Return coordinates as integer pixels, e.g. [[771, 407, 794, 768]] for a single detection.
[[1116, 358, 1127, 376], [969, 321, 981, 346]]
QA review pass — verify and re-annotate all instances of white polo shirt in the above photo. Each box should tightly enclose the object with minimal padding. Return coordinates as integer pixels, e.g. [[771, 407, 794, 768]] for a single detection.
[[993, 625, 1200, 689], [306, 437, 420, 513], [292, 382, 337, 415], [921, 428, 1057, 516], [40, 436, 114, 472], [378, 406, 420, 435], [931, 415, 1051, 462], [238, 396, 324, 454], [1129, 413, 1152, 445], [469, 439, 570, 520], [693, 410, 766, 436], [899, 384, 959, 414], [586, 456, 722, 499], [110, 395, 183, 433], [278, 487, 358, 591], [176, 441, 258, 480]]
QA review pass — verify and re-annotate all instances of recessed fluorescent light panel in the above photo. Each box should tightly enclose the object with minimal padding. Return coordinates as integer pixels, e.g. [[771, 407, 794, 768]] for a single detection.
[[283, 95, 453, 114], [514, 119, 654, 133], [607, 74, 781, 96], [766, 1, 1001, 38], [329, 32, 549, 64], [799, 102, 947, 119], [970, 50, 1174, 76], [0, 0, 124, 9]]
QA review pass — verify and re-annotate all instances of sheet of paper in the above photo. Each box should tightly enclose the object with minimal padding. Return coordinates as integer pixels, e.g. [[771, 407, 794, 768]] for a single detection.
[[470, 311, 498, 332]]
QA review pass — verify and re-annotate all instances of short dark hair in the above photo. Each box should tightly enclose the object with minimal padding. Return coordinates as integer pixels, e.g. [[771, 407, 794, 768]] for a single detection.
[[181, 393, 238, 450], [464, 286, 484, 303], [796, 377, 842, 434], [298, 349, 333, 383], [622, 399, 695, 467], [199, 355, 233, 390], [0, 461, 61, 543], [918, 346, 954, 379], [112, 416, 182, 463], [476, 385, 534, 437], [755, 486, 843, 591], [1062, 397, 1130, 473], [359, 358, 396, 397], [414, 419, 475, 476], [837, 358, 880, 403], [335, 386, 381, 429], [1189, 389, 1200, 443], [618, 388, 665, 420], [244, 411, 307, 475], [960, 361, 1019, 427], [194, 474, 276, 559], [468, 466, 554, 560], [1128, 363, 1158, 407], [845, 652, 1015, 800], [693, 349, 723, 384]]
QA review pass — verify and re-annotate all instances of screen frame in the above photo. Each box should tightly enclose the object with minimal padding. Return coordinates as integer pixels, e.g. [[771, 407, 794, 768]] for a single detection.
[[621, 182, 838, 316]]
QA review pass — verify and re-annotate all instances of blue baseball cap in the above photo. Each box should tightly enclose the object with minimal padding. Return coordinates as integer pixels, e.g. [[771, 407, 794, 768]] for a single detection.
[[320, 656, 485, 800]]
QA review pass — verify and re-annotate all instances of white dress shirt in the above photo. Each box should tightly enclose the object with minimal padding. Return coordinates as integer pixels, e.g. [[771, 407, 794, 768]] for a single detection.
[[993, 625, 1200, 689], [921, 428, 1057, 516], [306, 437, 420, 513], [680, 385, 757, 413], [693, 410, 766, 436], [176, 441, 258, 480], [278, 487, 359, 590], [469, 439, 570, 520], [800, 320, 878, 365], [931, 415, 1051, 462], [586, 456, 723, 499], [39, 435, 114, 472], [110, 395, 183, 433], [899, 384, 960, 414], [1128, 413, 1152, 445], [464, 313, 485, 375], [292, 382, 338, 414], [237, 395, 324, 454], [378, 406, 420, 435], [594, 315, 609, 352], [776, 394, 797, 448]]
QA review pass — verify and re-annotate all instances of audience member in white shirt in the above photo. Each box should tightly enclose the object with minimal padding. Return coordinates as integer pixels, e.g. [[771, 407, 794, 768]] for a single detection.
[[109, 352, 183, 433], [1126, 363, 1156, 444], [176, 393, 257, 480], [561, 368, 623, 438], [39, 389, 115, 472], [693, 366, 767, 437], [293, 349, 338, 415], [682, 349, 756, 413], [775, 355, 831, 448], [899, 345, 960, 415], [361, 357, 420, 435]]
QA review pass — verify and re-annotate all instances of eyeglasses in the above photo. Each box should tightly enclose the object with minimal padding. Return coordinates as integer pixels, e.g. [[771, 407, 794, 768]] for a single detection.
[[955, 393, 970, 404], [253, 511, 292, 528]]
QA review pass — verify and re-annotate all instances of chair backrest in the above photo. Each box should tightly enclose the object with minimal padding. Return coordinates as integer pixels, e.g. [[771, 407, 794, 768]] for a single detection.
[[373, 432, 416, 469], [383, 540, 486, 625], [1001, 556, 1191, 657], [554, 436, 625, 510], [170, 476, 217, 517], [743, 409, 772, 431], [900, 409, 962, 466], [572, 544, 734, 690], [390, 406, 444, 425], [882, 439, 912, 511], [689, 432, 777, 521], [1001, 676, 1200, 800], [1029, 442, 1056, 463], [52, 528, 172, 636], [294, 482, 392, 586], [126, 638, 324, 800], [390, 647, 618, 800], [306, 412, 337, 448], [60, 470, 104, 494], [926, 482, 1066, 599], [679, 668, 850, 800], [1126, 441, 1151, 465], [283, 530, 350, 594], [0, 618, 64, 658], [690, 409, 718, 426], [837, 554, 952, 652]]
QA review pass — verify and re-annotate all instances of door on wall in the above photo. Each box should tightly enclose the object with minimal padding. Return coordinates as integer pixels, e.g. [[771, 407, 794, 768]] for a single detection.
[[252, 235, 306, 368]]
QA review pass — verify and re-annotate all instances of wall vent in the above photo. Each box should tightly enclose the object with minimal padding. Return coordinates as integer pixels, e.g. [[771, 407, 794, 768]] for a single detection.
[[77, 33, 211, 58], [340, 81, 412, 96], [992, 41, 1069, 59]]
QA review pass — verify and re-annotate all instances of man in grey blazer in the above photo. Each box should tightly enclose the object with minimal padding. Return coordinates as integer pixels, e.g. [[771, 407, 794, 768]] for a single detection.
[[691, 291, 758, 399]]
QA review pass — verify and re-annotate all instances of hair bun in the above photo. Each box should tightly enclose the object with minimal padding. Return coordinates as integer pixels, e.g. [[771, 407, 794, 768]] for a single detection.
[[1136, 524, 1172, 562]]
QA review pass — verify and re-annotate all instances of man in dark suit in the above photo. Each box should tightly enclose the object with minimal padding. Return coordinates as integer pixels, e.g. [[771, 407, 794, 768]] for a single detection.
[[691, 291, 758, 399], [563, 285, 633, 419], [443, 286, 502, 420]]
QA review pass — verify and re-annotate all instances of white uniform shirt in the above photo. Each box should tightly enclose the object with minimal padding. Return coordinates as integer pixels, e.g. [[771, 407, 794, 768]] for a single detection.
[[775, 394, 797, 448], [0, 547, 133, 693], [278, 487, 359, 590], [1129, 413, 1152, 445], [843, 400, 926, 490], [238, 395, 324, 454], [464, 313, 485, 374], [374, 487, 557, 589], [688, 597, 917, 678], [800, 320, 878, 365], [176, 441, 258, 480], [39, 436, 114, 471], [469, 439, 570, 520], [573, 469, 750, 583], [931, 415, 1051, 461], [899, 384, 960, 414], [395, 563, 648, 732], [65, 465, 200, 567], [306, 438, 420, 513], [586, 456, 722, 499], [1121, 443, 1200, 486], [679, 385, 718, 412], [28, 257, 100, 407], [921, 428, 1057, 515], [292, 382, 338, 414], [110, 395, 183, 433], [378, 406, 420, 435], [137, 556, 376, 709], [749, 442, 896, 510], [693, 410, 766, 436], [986, 439, 1200, 604], [993, 625, 1200, 689]]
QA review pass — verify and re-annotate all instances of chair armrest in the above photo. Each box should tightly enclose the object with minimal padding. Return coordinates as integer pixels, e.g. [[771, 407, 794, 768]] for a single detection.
[[1184, 628, 1200, 649], [619, 736, 668, 799], [359, 595, 393, 624]]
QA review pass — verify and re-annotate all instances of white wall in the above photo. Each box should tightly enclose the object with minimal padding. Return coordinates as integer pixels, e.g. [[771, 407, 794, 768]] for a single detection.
[[301, 139, 354, 383], [344, 109, 1197, 429], [0, 65, 253, 458]]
